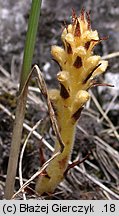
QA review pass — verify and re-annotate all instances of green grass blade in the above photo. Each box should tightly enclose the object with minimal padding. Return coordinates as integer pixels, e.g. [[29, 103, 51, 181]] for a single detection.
[[20, 0, 42, 92]]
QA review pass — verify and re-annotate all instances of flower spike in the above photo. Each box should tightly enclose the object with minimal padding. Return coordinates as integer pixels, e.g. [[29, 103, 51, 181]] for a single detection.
[[36, 9, 108, 195]]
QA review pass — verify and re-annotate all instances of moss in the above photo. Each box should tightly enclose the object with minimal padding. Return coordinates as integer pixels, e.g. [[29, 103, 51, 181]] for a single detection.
[[0, 93, 16, 109]]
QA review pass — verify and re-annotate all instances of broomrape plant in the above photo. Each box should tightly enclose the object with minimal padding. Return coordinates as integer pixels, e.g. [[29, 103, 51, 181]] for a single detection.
[[35, 9, 108, 195]]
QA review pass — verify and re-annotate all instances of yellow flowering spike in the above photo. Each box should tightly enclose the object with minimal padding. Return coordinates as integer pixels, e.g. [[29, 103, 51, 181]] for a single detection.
[[35, 9, 108, 195]]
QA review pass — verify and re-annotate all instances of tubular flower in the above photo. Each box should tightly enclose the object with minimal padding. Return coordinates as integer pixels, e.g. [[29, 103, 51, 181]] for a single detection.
[[35, 9, 108, 195]]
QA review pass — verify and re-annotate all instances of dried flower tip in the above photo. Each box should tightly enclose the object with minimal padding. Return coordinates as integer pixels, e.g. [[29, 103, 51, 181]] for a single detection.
[[80, 8, 85, 21], [74, 19, 81, 37]]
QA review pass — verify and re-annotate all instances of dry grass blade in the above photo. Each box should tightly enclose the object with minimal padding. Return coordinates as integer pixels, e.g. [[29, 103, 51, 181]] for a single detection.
[[77, 121, 119, 164], [100, 93, 118, 123], [77, 121, 119, 199], [73, 165, 119, 199], [100, 126, 119, 136], [0, 65, 10, 78], [0, 103, 54, 152], [33, 65, 65, 152], [19, 119, 42, 200], [90, 91, 119, 141], [94, 136, 119, 171], [19, 64, 64, 153], [102, 51, 119, 60], [12, 151, 60, 199]]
